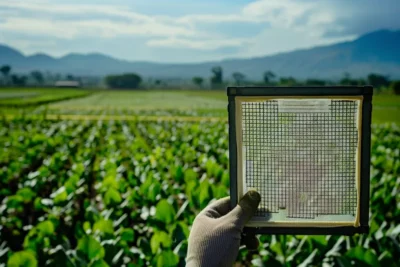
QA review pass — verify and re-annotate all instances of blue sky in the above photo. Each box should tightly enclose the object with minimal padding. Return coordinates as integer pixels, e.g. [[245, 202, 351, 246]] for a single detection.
[[0, 0, 399, 63]]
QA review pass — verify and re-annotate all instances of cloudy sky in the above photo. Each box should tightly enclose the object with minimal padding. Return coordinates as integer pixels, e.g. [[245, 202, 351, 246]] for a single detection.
[[0, 0, 399, 63]]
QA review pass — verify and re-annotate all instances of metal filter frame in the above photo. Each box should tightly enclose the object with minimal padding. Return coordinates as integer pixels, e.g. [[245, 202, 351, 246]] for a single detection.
[[228, 86, 373, 235]]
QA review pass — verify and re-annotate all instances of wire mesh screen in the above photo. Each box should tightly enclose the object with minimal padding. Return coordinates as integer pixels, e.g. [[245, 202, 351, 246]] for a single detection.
[[241, 98, 360, 223]]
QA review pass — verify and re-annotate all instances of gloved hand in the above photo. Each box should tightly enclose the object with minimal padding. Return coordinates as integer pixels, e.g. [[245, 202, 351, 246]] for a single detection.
[[186, 190, 261, 267]]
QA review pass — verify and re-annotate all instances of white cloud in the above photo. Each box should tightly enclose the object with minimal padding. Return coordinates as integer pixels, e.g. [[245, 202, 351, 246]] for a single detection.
[[0, 0, 396, 62], [2, 17, 181, 40], [147, 0, 345, 55], [1, 18, 79, 39], [0, 0, 255, 52], [147, 37, 249, 50], [0, 1, 146, 20], [243, 0, 315, 26], [0, 1, 194, 39], [176, 14, 261, 25]]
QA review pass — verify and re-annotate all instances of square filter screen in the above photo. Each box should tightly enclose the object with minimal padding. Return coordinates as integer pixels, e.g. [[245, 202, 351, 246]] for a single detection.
[[228, 87, 372, 234]]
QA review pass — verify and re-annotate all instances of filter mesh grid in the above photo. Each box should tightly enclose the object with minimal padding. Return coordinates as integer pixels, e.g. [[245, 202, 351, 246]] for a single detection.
[[241, 99, 359, 220]]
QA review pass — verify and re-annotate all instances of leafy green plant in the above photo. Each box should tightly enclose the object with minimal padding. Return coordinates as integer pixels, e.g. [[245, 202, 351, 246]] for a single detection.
[[0, 115, 399, 266]]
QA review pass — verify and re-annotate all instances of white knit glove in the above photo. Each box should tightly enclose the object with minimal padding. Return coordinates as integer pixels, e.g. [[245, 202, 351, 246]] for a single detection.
[[186, 190, 261, 267]]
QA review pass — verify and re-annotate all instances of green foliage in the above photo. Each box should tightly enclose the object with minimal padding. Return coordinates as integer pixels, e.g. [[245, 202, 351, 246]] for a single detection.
[[0, 65, 11, 76], [192, 76, 204, 88], [51, 186, 68, 204], [23, 220, 55, 251], [30, 71, 44, 86], [0, 88, 90, 107], [263, 71, 276, 84], [0, 105, 399, 266], [151, 231, 172, 253], [104, 188, 122, 205], [93, 219, 114, 235], [279, 76, 298, 86], [345, 247, 379, 266], [16, 188, 36, 203], [232, 72, 246, 85], [155, 199, 176, 224], [104, 73, 142, 89], [391, 80, 400, 95], [77, 235, 105, 261], [90, 259, 109, 267], [340, 72, 364, 86], [154, 250, 179, 267], [210, 66, 223, 87], [11, 75, 28, 87], [367, 73, 390, 89], [7, 250, 37, 267], [120, 229, 134, 241], [0, 65, 12, 86]]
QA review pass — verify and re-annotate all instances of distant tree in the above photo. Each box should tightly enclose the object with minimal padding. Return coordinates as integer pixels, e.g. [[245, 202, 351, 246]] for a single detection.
[[105, 73, 142, 89], [305, 79, 326, 86], [54, 73, 62, 81], [11, 74, 27, 87], [44, 71, 54, 85], [367, 73, 390, 88], [75, 76, 82, 84], [30, 70, 44, 85], [391, 81, 400, 95], [11, 75, 18, 85], [192, 76, 204, 88], [279, 76, 297, 86], [357, 78, 367, 85], [263, 71, 276, 84], [0, 65, 11, 85], [210, 66, 223, 88], [339, 73, 359, 86], [66, 74, 74, 81], [232, 72, 246, 85]]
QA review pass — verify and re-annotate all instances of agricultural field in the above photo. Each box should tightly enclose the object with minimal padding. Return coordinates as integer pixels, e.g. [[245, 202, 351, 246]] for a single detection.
[[0, 88, 399, 266], [1, 89, 399, 123], [0, 88, 90, 107]]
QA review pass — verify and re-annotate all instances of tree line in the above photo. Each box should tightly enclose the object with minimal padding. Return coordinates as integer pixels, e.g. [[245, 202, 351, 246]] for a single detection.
[[190, 67, 400, 94], [1, 63, 400, 94], [0, 65, 99, 88]]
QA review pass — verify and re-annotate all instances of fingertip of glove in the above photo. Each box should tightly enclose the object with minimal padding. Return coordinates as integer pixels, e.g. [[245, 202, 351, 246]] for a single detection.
[[243, 190, 261, 206]]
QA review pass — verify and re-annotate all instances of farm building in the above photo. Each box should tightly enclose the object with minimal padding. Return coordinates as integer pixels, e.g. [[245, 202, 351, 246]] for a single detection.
[[55, 80, 81, 88]]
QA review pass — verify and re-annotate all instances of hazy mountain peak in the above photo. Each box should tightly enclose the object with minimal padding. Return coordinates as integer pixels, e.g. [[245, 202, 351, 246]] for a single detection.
[[1, 29, 399, 79], [356, 29, 400, 41], [0, 44, 25, 60]]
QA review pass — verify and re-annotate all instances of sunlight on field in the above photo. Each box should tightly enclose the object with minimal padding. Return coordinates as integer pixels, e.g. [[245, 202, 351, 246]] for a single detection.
[[50, 90, 400, 124], [50, 90, 226, 109], [0, 88, 89, 106], [0, 88, 399, 123]]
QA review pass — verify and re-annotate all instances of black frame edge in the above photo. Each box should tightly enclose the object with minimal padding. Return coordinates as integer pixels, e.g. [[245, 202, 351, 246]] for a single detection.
[[228, 94, 238, 210], [227, 86, 373, 96], [244, 226, 365, 235], [359, 87, 373, 229]]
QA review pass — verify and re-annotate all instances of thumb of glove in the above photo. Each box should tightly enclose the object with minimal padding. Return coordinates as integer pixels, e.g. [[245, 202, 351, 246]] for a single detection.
[[227, 190, 261, 229]]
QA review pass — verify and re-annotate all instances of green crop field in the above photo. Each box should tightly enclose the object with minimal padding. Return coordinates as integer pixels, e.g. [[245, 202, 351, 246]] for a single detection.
[[0, 88, 90, 107], [0, 88, 399, 266], [1, 89, 399, 123]]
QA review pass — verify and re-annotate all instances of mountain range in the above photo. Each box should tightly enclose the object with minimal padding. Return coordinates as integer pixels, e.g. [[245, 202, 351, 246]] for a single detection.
[[1, 29, 399, 80]]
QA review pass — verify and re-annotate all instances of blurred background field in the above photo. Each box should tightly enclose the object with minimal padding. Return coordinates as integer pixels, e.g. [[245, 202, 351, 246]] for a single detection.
[[1, 88, 399, 123], [0, 87, 399, 266], [0, 88, 89, 107]]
